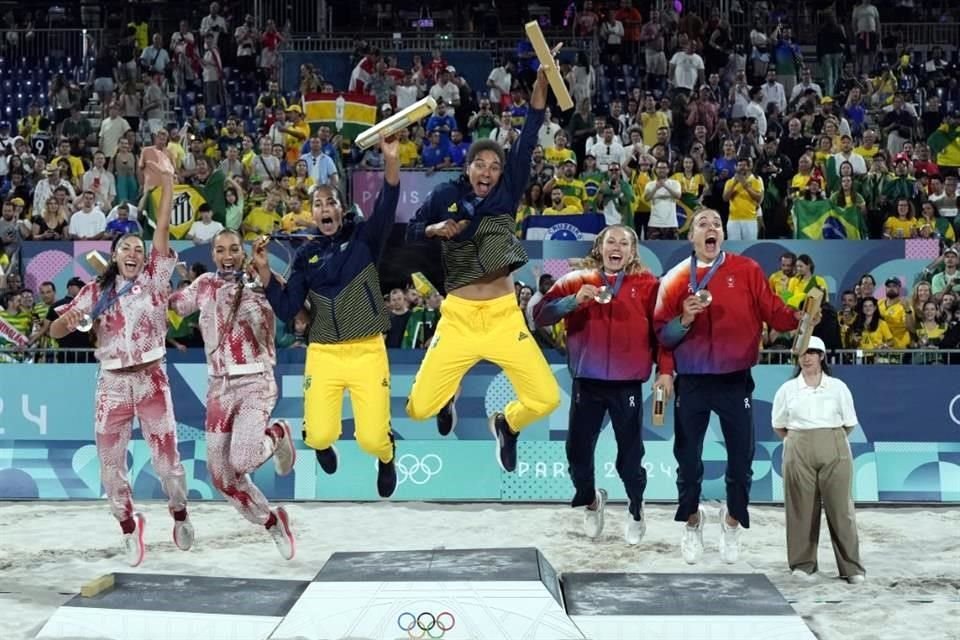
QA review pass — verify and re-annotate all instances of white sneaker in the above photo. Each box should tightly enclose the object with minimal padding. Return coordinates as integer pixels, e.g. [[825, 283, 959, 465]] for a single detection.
[[718, 505, 740, 564], [583, 489, 607, 539], [847, 574, 865, 585], [792, 569, 816, 581], [625, 508, 646, 546], [681, 506, 706, 565], [270, 420, 297, 476], [122, 512, 146, 567], [269, 507, 296, 561], [173, 515, 195, 551]]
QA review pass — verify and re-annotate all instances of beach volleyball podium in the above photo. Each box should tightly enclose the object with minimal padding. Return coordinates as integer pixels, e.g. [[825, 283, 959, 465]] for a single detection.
[[38, 547, 816, 639]]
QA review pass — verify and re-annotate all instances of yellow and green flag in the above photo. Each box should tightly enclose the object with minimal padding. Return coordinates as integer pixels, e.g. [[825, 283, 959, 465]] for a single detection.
[[676, 192, 701, 235], [302, 92, 377, 142], [792, 200, 868, 240]]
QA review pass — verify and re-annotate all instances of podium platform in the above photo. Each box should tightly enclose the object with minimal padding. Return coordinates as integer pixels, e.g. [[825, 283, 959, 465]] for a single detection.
[[563, 572, 817, 640], [37, 548, 817, 640]]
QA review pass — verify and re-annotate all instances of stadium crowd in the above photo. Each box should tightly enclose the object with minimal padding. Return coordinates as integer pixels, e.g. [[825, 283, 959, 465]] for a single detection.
[[1, 0, 959, 360]]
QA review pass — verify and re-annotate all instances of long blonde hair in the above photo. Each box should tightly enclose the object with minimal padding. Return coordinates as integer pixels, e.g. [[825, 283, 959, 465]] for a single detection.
[[570, 224, 646, 275]]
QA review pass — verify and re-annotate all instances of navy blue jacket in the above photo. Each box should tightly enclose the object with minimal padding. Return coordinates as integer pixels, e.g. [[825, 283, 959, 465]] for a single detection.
[[265, 183, 399, 343], [406, 107, 545, 292]]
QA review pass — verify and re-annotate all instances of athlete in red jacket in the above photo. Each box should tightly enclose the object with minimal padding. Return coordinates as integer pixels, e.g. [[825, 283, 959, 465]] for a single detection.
[[534, 225, 673, 546], [654, 208, 811, 566]]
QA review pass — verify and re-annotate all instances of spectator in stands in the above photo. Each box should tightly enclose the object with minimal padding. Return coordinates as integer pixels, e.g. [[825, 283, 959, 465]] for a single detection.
[[31, 167, 75, 219], [669, 34, 705, 95], [31, 195, 68, 241], [599, 11, 625, 63], [932, 247, 960, 297], [384, 288, 411, 349], [448, 131, 469, 168], [589, 125, 627, 173], [82, 151, 116, 209], [723, 157, 763, 240], [878, 277, 912, 349], [917, 202, 955, 242], [426, 101, 457, 145], [913, 301, 946, 348], [110, 137, 139, 205], [104, 202, 142, 238], [260, 19, 283, 82], [880, 94, 917, 156], [543, 186, 583, 215], [98, 103, 131, 161], [883, 198, 918, 239], [140, 33, 170, 82], [421, 131, 451, 172], [488, 112, 518, 150], [68, 190, 107, 240], [202, 32, 225, 108], [852, 0, 880, 75], [186, 203, 224, 244], [486, 59, 513, 111], [280, 105, 309, 165], [567, 53, 596, 112], [849, 296, 893, 351], [430, 69, 461, 115], [642, 160, 681, 238], [218, 145, 244, 179], [200, 1, 228, 46], [396, 128, 419, 168], [242, 189, 282, 240]]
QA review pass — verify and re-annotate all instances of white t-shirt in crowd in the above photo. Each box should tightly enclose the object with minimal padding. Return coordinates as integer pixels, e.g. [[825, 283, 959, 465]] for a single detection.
[[588, 140, 627, 172], [188, 219, 225, 243], [643, 179, 681, 228], [669, 52, 704, 90], [69, 208, 107, 238]]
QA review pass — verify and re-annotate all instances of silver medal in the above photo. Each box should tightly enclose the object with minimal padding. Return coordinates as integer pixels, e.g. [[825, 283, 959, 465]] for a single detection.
[[76, 313, 94, 332], [595, 286, 613, 304], [696, 289, 713, 306]]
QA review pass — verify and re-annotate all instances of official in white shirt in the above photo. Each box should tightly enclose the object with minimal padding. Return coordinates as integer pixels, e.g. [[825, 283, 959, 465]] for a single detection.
[[771, 336, 865, 584]]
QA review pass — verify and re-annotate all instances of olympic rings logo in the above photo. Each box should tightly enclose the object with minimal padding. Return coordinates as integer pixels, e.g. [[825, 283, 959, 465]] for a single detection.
[[397, 611, 455, 639], [376, 453, 443, 485]]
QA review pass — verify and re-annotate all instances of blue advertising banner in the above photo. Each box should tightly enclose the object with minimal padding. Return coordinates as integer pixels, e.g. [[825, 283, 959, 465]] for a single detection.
[[1, 353, 957, 503]]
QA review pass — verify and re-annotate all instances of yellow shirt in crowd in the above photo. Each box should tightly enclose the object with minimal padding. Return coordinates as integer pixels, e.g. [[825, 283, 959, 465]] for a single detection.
[[878, 298, 911, 348], [883, 217, 917, 238], [856, 319, 895, 350], [784, 274, 828, 309], [544, 146, 575, 167], [243, 207, 282, 240], [543, 204, 583, 215], [398, 140, 420, 167], [724, 175, 763, 221]]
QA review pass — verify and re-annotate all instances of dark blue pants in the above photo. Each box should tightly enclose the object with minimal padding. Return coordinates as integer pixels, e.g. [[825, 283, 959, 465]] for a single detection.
[[566, 378, 647, 521], [673, 370, 756, 528]]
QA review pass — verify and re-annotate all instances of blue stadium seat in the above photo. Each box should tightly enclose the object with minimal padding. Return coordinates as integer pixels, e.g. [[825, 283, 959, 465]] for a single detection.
[[210, 104, 224, 120]]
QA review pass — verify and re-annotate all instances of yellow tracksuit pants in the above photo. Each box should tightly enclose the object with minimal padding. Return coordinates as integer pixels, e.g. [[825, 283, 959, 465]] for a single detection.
[[302, 335, 393, 463], [406, 292, 561, 431]]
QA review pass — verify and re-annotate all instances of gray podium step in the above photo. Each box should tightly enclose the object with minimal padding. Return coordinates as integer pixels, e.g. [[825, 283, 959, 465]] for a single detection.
[[38, 573, 310, 640], [562, 573, 816, 640]]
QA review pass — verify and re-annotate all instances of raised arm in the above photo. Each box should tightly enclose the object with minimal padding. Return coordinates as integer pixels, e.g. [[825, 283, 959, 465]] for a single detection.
[[503, 68, 549, 203], [169, 274, 203, 317], [358, 136, 401, 257], [141, 147, 175, 257], [533, 272, 585, 327], [255, 240, 310, 323]]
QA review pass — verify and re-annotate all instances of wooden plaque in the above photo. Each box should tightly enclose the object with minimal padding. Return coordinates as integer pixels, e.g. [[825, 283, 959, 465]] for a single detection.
[[523, 21, 575, 111], [790, 288, 824, 356]]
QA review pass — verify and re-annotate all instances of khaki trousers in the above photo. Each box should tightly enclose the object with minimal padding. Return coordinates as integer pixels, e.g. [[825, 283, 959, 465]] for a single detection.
[[782, 428, 865, 578]]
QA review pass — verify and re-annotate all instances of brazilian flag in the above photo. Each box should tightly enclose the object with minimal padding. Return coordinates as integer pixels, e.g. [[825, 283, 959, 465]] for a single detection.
[[143, 172, 226, 240], [302, 92, 377, 142], [792, 200, 868, 240], [676, 192, 701, 235], [928, 124, 960, 167]]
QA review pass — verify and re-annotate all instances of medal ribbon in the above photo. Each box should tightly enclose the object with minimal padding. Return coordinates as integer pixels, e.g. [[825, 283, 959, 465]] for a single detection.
[[90, 279, 136, 321], [688, 251, 725, 294]]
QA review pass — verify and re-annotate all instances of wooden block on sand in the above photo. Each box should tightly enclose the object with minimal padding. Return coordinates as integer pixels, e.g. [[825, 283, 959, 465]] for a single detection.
[[80, 574, 115, 598]]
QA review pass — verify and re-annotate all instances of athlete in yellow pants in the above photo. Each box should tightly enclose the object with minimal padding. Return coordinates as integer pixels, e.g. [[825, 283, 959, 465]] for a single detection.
[[405, 66, 561, 471], [255, 137, 401, 497], [302, 336, 392, 461]]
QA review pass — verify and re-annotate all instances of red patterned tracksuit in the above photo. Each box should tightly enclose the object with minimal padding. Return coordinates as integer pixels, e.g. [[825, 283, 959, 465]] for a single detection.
[[57, 247, 188, 523], [170, 273, 279, 525]]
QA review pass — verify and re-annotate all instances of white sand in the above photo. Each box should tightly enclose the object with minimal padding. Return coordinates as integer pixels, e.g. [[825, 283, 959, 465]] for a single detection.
[[0, 501, 957, 640]]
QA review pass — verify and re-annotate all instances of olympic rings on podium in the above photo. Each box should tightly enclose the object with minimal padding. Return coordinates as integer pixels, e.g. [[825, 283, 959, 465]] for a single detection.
[[397, 611, 456, 638]]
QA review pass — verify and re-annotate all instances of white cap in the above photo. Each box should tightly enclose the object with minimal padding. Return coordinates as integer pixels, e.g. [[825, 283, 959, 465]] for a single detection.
[[805, 336, 826, 353]]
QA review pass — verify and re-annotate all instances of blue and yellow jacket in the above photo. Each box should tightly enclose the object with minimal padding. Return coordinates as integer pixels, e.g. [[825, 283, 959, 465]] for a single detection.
[[265, 183, 399, 343], [406, 108, 545, 292]]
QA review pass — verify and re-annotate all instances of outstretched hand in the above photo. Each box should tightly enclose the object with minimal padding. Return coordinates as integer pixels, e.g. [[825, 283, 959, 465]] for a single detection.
[[379, 134, 399, 159], [141, 147, 175, 192]]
